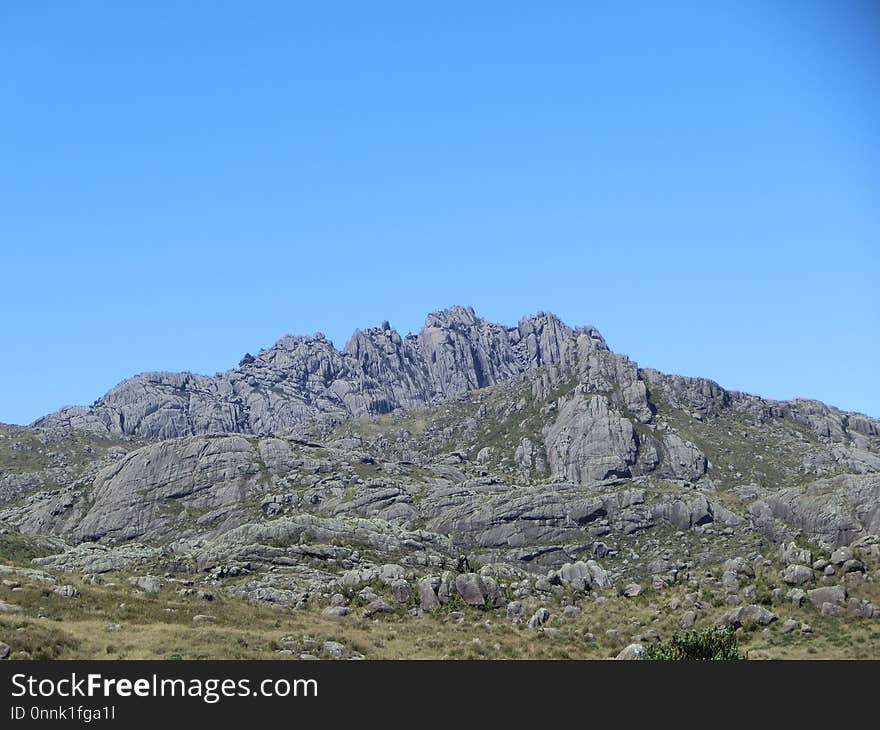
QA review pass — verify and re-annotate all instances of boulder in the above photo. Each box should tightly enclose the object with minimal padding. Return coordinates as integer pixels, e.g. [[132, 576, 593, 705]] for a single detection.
[[322, 641, 347, 658], [722, 557, 754, 578], [480, 576, 507, 609], [586, 560, 611, 588], [721, 571, 740, 593], [527, 608, 550, 628], [718, 604, 777, 628], [390, 579, 411, 604], [846, 598, 877, 619], [559, 561, 591, 585], [781, 542, 813, 566], [506, 602, 524, 619], [781, 564, 814, 586], [378, 564, 406, 585], [363, 600, 394, 618], [437, 572, 457, 605], [128, 576, 161, 594], [616, 644, 646, 660], [786, 588, 806, 606], [807, 586, 846, 610], [454, 573, 487, 607], [841, 559, 865, 574], [830, 547, 854, 566], [417, 577, 440, 611]]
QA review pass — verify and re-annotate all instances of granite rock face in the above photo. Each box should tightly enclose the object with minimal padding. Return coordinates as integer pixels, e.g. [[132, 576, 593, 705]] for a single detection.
[[4, 305, 879, 610], [36, 307, 607, 440], [542, 392, 638, 482], [751, 474, 880, 548]]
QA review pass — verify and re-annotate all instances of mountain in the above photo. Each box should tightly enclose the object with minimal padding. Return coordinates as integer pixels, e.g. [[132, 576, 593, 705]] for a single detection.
[[30, 304, 880, 490], [2, 305, 879, 659], [35, 306, 610, 439]]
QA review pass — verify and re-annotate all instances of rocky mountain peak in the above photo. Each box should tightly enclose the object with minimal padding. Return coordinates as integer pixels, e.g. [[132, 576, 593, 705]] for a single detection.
[[35, 307, 609, 439], [422, 304, 480, 329]]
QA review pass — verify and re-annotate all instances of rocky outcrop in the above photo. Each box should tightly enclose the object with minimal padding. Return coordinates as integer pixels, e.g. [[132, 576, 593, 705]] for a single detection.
[[643, 369, 877, 445], [0, 428, 725, 572], [753, 474, 880, 548], [36, 307, 608, 440], [11, 435, 274, 543], [651, 494, 713, 531], [657, 434, 707, 481], [543, 392, 638, 482]]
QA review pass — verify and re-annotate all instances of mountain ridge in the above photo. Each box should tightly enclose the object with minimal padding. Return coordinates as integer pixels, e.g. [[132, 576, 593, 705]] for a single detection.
[[34, 305, 878, 443], [32, 306, 608, 438]]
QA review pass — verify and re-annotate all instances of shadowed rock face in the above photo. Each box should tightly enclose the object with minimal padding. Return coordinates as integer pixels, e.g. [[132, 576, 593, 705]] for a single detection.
[[35, 307, 608, 440]]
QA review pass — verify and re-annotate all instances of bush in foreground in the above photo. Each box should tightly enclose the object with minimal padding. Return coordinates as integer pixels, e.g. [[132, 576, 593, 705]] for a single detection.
[[643, 625, 743, 661]]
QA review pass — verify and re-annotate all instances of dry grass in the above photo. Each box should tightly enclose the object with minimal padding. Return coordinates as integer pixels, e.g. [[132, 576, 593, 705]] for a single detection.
[[2, 568, 879, 660]]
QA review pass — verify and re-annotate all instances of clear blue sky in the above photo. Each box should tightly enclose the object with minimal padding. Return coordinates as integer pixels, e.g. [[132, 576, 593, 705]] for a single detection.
[[2, 1, 878, 425]]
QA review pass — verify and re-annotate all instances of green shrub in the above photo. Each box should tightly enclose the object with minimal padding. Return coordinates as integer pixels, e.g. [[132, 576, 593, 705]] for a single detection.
[[0, 533, 53, 563], [643, 626, 742, 661]]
